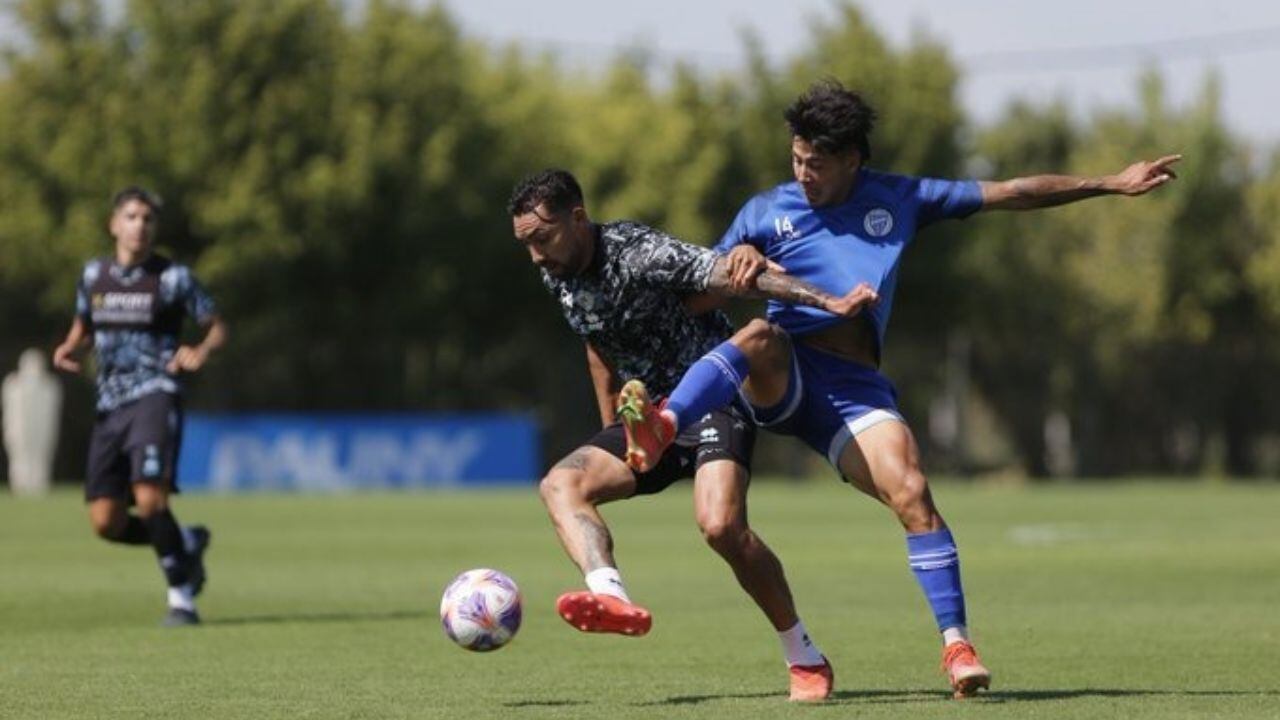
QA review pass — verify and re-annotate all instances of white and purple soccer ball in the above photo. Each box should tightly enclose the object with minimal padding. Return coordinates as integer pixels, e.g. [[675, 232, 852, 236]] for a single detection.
[[439, 568, 522, 651]]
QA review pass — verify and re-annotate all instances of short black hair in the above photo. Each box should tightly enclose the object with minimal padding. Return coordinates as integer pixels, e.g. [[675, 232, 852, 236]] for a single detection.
[[784, 80, 877, 160], [111, 185, 163, 213], [507, 169, 584, 216]]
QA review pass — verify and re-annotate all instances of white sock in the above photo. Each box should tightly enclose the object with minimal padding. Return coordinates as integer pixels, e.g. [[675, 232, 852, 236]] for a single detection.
[[942, 625, 969, 646], [584, 567, 631, 602], [779, 620, 825, 667], [167, 584, 196, 612], [180, 526, 197, 554]]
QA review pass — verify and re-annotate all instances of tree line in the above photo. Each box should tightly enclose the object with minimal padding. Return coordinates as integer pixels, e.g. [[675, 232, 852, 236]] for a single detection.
[[2, 0, 1278, 479]]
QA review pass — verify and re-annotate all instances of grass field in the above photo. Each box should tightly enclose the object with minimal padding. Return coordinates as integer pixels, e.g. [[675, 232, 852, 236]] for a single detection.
[[2, 480, 1278, 719]]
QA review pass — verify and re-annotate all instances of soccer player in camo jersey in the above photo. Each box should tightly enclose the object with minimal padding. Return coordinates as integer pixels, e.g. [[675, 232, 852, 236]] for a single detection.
[[509, 169, 876, 702], [52, 187, 227, 627], [622, 80, 1181, 698]]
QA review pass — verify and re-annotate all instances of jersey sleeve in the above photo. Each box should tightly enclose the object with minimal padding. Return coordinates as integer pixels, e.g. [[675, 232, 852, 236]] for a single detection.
[[622, 226, 719, 293], [914, 176, 983, 227], [714, 195, 768, 253], [169, 265, 219, 323], [74, 261, 97, 324]]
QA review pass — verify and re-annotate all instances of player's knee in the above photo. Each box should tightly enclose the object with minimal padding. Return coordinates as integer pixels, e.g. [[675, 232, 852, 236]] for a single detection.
[[886, 469, 933, 527], [737, 318, 778, 354], [698, 514, 749, 556], [132, 488, 168, 517], [539, 469, 587, 507], [89, 513, 123, 540]]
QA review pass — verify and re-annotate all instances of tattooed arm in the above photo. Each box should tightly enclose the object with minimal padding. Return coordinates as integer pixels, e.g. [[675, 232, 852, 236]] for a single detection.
[[979, 154, 1180, 211], [705, 254, 879, 318]]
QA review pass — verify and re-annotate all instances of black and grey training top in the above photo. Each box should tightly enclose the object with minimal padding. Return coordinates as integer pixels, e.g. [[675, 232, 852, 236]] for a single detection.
[[540, 221, 733, 397]]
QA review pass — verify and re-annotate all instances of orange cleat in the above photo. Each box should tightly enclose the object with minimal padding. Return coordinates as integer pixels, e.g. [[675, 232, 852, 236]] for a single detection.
[[555, 591, 653, 637], [942, 640, 991, 699], [788, 657, 834, 702], [616, 379, 676, 473]]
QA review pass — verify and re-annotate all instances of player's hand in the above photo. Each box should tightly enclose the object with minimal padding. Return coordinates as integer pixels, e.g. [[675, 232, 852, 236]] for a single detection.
[[726, 245, 784, 292], [167, 345, 209, 374], [1109, 154, 1181, 196], [825, 282, 879, 318], [52, 343, 81, 373]]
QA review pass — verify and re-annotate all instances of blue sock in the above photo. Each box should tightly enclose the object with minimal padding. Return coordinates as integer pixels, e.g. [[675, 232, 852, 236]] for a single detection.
[[906, 528, 967, 632], [665, 341, 750, 431]]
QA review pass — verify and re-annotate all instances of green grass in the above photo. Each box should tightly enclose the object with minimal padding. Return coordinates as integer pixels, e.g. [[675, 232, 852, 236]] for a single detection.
[[1, 481, 1278, 719]]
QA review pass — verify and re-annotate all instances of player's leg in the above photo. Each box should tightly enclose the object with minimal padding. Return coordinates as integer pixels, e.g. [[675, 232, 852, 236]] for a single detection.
[[539, 445, 635, 584], [85, 409, 151, 544], [620, 320, 793, 471], [694, 459, 798, 630], [127, 393, 206, 626], [87, 497, 150, 544], [692, 457, 832, 701], [539, 443, 652, 636], [834, 419, 990, 698], [132, 481, 199, 625], [668, 318, 794, 424]]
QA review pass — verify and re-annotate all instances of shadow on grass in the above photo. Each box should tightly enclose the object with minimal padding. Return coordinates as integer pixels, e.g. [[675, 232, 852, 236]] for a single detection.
[[979, 688, 1280, 704], [205, 609, 423, 626], [640, 687, 1280, 707], [503, 700, 589, 708]]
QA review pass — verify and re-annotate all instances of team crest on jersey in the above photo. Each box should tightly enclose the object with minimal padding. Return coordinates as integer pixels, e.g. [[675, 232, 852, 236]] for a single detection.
[[864, 208, 894, 238]]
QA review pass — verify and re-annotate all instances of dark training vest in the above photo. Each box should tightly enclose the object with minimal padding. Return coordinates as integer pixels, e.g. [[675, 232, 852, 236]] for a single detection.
[[86, 255, 184, 336]]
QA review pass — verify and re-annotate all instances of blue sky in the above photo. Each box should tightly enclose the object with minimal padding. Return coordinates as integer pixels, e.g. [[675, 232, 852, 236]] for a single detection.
[[446, 0, 1280, 146], [3, 1, 1275, 144]]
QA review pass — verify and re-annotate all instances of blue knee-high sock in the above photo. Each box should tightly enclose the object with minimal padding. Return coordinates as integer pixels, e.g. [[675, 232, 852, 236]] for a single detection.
[[665, 341, 750, 431], [906, 528, 967, 632]]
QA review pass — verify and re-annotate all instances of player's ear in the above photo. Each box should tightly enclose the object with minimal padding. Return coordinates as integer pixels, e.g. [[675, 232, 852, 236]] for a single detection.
[[569, 205, 588, 225]]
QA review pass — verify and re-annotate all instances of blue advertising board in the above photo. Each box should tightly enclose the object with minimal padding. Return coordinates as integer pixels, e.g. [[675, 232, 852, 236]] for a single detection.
[[177, 413, 539, 492]]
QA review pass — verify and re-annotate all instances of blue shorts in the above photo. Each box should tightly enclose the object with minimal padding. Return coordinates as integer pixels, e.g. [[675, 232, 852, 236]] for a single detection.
[[747, 342, 903, 469]]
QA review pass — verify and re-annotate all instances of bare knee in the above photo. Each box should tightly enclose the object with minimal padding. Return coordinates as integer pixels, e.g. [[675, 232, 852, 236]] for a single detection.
[[88, 503, 127, 540], [90, 514, 124, 540], [132, 485, 169, 517], [885, 469, 938, 532], [736, 319, 783, 356], [698, 512, 750, 558], [540, 469, 593, 510]]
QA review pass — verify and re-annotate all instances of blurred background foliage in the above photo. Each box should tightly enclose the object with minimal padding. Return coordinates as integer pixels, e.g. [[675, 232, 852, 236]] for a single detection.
[[2, 0, 1278, 479]]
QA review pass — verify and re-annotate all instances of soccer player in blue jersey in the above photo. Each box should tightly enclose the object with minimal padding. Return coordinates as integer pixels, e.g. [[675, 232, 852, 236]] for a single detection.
[[52, 187, 227, 626], [618, 80, 1180, 698], [511, 169, 877, 701]]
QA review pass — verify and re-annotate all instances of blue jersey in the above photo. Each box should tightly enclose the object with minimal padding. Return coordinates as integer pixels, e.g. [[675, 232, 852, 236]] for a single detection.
[[715, 169, 982, 351]]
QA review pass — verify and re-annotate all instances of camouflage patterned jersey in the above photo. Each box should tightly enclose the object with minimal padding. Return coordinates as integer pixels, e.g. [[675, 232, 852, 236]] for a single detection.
[[541, 221, 733, 397], [76, 254, 217, 412]]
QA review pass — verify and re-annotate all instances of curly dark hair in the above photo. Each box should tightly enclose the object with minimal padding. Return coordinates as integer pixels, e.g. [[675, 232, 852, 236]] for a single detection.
[[784, 80, 877, 161], [507, 168, 585, 216]]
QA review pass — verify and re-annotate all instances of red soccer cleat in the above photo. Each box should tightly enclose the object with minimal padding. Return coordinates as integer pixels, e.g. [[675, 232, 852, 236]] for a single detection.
[[942, 640, 991, 699], [616, 379, 676, 473], [555, 591, 653, 637], [788, 657, 834, 702]]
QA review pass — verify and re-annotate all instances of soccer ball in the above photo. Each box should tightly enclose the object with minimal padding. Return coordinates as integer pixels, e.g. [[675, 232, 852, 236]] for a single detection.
[[439, 568, 522, 651]]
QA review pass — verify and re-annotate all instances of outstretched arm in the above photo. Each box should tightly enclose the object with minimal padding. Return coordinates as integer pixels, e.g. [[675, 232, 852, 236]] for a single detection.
[[979, 154, 1181, 211]]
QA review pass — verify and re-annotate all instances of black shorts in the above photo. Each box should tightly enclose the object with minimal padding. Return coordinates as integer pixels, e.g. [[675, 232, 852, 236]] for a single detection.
[[587, 405, 755, 496], [85, 392, 184, 502]]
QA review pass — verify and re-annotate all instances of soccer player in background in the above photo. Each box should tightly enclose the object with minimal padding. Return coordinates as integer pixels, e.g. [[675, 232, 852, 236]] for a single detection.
[[509, 169, 877, 701], [52, 187, 227, 626], [619, 80, 1181, 698]]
